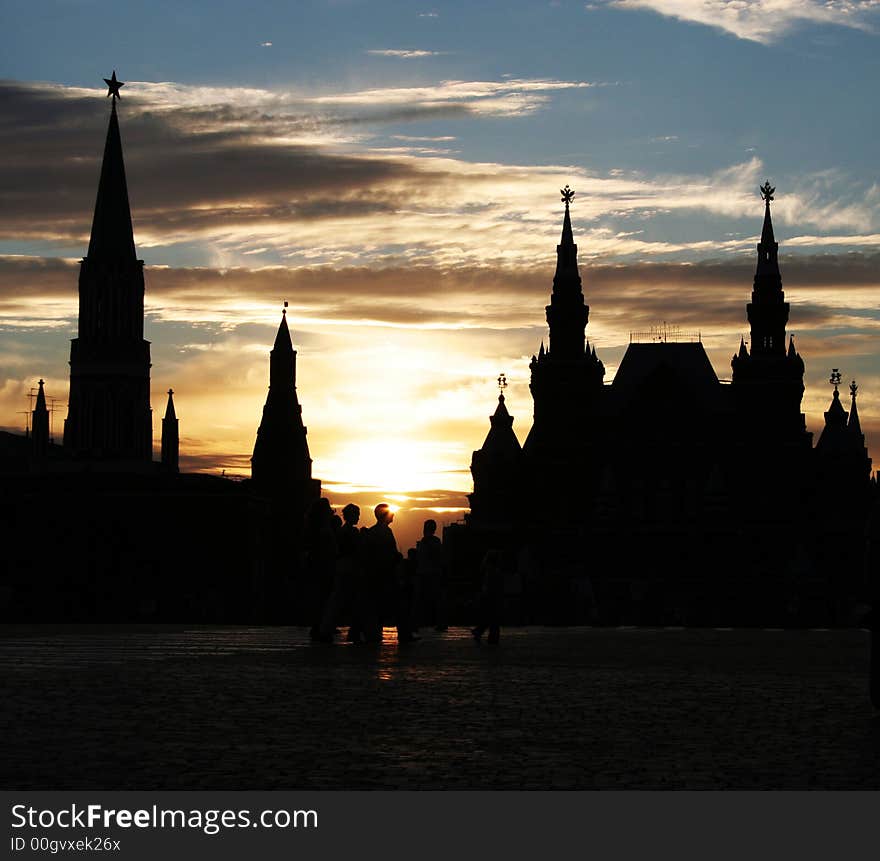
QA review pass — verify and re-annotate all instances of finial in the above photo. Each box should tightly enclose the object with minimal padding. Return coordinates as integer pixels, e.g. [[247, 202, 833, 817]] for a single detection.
[[560, 185, 575, 207], [168, 388, 174, 397], [760, 180, 775, 204], [830, 368, 841, 391], [38, 378, 45, 387], [104, 70, 124, 101], [850, 380, 858, 400], [283, 300, 288, 316], [497, 373, 508, 394]]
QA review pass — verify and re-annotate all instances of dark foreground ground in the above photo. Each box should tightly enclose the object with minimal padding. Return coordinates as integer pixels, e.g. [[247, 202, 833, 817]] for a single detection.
[[3, 625, 880, 789]]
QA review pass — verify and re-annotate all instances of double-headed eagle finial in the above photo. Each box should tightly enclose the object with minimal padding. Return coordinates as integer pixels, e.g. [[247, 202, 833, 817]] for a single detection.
[[830, 368, 842, 390], [561, 185, 575, 207], [760, 180, 775, 203], [497, 373, 508, 395]]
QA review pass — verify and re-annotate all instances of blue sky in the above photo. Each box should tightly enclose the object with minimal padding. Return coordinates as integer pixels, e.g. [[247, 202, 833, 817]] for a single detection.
[[1, 0, 879, 542]]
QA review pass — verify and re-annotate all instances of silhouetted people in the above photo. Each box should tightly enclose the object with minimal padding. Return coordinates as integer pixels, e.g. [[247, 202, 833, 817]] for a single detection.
[[319, 502, 364, 641], [305, 497, 338, 642], [413, 519, 446, 631], [362, 503, 415, 643], [472, 549, 504, 644]]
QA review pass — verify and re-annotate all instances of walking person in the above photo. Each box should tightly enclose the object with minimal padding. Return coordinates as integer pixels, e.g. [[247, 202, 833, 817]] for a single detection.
[[472, 549, 504, 645]]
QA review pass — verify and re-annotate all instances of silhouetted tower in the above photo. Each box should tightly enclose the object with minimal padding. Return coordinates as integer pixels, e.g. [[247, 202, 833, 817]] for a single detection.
[[469, 374, 523, 526], [525, 187, 605, 456], [63, 73, 152, 465], [816, 373, 872, 482], [161, 389, 179, 474], [731, 182, 807, 437], [31, 379, 50, 459], [251, 304, 320, 505]]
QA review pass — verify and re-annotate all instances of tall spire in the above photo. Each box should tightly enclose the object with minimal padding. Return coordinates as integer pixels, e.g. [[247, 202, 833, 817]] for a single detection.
[[754, 180, 781, 290], [553, 184, 581, 290], [849, 380, 862, 435], [251, 304, 315, 497], [545, 185, 589, 360], [87, 72, 136, 261], [161, 389, 179, 473], [31, 379, 49, 458]]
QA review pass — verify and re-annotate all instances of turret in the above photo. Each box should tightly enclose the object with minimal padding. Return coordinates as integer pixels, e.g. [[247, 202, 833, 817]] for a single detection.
[[161, 389, 179, 473], [525, 187, 605, 458], [730, 182, 808, 442], [31, 379, 50, 459], [251, 303, 320, 507], [468, 375, 523, 526]]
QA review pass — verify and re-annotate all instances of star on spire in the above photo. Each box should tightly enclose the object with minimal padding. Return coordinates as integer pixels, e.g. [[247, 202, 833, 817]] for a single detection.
[[104, 71, 124, 100]]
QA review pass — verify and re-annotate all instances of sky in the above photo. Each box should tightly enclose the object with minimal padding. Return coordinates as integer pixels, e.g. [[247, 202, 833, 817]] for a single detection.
[[1, 0, 879, 547]]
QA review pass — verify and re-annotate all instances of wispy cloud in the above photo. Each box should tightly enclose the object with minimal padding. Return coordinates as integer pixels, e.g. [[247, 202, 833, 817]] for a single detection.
[[2, 81, 878, 271], [606, 0, 880, 43], [366, 49, 446, 58]]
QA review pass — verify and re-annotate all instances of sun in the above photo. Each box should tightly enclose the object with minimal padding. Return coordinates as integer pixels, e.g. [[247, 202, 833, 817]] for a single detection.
[[318, 438, 439, 494]]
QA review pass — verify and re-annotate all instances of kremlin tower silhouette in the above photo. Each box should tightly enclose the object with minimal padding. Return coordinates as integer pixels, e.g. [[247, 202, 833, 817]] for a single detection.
[[63, 73, 153, 466]]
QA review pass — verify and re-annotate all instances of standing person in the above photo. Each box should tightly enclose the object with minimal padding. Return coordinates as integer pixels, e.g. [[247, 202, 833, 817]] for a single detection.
[[304, 498, 338, 642], [414, 519, 447, 631], [320, 503, 363, 642], [363, 503, 414, 643], [472, 549, 504, 645]]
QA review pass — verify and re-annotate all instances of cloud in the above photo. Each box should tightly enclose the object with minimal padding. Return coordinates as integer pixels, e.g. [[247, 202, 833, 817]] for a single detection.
[[3, 79, 876, 273], [259, 41, 273, 47], [366, 49, 446, 58], [606, 0, 880, 43]]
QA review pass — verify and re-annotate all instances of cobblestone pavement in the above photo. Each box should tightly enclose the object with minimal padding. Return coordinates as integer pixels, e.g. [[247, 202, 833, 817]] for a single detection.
[[3, 625, 879, 789]]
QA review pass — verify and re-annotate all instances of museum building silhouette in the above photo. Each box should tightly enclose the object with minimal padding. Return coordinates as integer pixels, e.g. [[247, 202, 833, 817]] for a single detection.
[[452, 184, 877, 625]]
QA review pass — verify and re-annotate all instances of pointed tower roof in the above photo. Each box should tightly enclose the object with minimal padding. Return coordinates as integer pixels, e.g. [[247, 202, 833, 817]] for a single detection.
[[754, 180, 781, 290], [552, 184, 582, 292], [760, 186, 776, 247], [34, 378, 47, 412], [273, 302, 294, 352], [480, 392, 522, 459], [848, 380, 862, 435], [163, 388, 177, 421], [87, 73, 137, 261], [825, 388, 848, 429]]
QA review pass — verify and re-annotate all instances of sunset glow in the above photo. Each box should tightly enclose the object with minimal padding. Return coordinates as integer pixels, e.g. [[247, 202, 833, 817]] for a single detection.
[[2, 0, 879, 549]]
